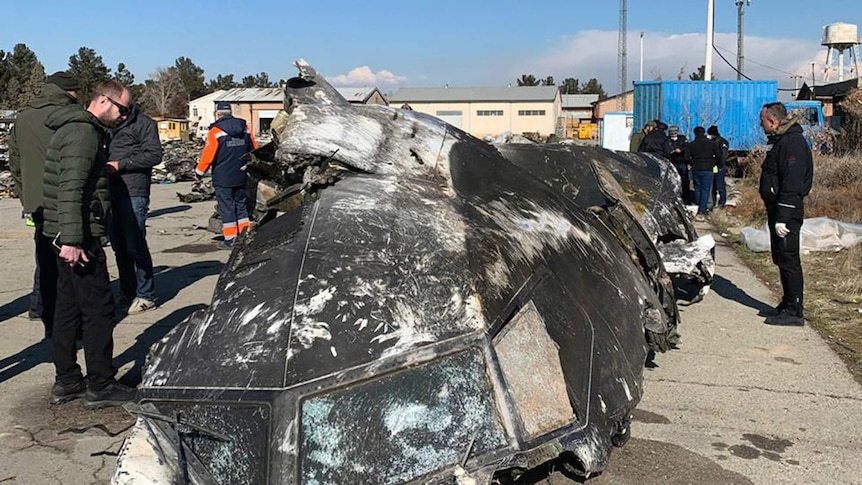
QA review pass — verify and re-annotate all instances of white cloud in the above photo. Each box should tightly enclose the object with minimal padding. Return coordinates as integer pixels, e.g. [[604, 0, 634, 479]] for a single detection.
[[512, 30, 827, 93], [326, 66, 408, 89]]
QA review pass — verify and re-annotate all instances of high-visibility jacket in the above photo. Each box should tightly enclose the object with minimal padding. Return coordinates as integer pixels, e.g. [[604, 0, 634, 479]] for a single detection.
[[195, 116, 257, 188]]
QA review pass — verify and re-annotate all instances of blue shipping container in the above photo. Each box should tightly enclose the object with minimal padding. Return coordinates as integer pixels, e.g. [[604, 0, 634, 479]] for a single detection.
[[633, 80, 778, 152]]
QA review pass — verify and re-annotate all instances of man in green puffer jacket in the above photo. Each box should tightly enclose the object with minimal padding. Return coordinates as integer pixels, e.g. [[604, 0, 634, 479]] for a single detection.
[[8, 71, 80, 336], [42, 80, 136, 409]]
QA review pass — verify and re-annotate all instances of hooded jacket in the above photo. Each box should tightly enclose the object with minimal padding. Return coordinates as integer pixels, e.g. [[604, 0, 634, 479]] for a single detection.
[[8, 84, 79, 213], [638, 130, 669, 157], [41, 104, 111, 246], [195, 116, 257, 188], [108, 104, 163, 198], [759, 121, 813, 222]]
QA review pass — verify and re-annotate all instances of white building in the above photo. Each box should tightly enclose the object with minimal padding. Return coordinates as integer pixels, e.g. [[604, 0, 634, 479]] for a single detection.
[[188, 90, 226, 138]]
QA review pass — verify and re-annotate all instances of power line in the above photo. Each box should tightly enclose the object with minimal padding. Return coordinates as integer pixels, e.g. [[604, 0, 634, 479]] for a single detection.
[[712, 44, 801, 92], [714, 45, 798, 77]]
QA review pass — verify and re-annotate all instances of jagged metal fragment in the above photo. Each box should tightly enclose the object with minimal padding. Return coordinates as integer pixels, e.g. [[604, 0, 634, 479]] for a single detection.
[[114, 59, 682, 485]]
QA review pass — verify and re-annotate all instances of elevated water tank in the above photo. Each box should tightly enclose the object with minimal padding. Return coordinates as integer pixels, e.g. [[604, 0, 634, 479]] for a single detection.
[[822, 22, 859, 46]]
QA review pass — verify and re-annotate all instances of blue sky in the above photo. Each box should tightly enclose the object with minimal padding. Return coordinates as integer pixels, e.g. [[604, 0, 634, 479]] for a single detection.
[[4, 0, 861, 93]]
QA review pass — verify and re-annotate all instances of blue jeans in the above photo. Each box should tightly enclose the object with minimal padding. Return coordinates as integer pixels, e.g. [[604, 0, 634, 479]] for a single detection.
[[110, 196, 155, 301], [691, 170, 714, 215]]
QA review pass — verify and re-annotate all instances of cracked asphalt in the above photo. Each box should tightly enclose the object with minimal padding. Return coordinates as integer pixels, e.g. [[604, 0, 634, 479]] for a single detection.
[[1, 184, 860, 484]]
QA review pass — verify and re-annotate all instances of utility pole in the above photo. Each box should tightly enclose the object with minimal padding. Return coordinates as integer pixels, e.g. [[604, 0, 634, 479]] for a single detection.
[[790, 75, 802, 99], [705, 0, 715, 81], [640, 32, 645, 81], [735, 0, 751, 80], [618, 0, 628, 109]]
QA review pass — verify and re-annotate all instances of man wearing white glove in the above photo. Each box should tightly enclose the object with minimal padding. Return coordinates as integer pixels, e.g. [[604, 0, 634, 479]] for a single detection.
[[758, 102, 813, 326]]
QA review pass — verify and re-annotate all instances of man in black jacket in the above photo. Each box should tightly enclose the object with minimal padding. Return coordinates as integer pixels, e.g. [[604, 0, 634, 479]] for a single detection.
[[8, 71, 79, 338], [708, 125, 730, 209], [684, 126, 721, 220], [107, 104, 163, 314], [667, 126, 691, 203], [758, 102, 813, 326], [638, 120, 669, 157]]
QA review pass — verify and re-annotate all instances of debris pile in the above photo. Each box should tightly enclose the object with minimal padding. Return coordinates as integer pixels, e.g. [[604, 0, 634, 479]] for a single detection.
[[0, 118, 14, 197], [152, 139, 203, 183]]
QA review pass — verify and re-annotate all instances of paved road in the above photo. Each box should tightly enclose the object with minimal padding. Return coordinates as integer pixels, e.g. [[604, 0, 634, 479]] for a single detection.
[[0, 184, 860, 484]]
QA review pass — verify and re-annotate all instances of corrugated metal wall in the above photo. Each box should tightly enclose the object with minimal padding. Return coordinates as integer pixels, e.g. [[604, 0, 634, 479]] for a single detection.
[[633, 80, 778, 151]]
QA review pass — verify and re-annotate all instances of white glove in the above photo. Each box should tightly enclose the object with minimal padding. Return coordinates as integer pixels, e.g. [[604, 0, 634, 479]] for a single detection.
[[774, 222, 790, 238]]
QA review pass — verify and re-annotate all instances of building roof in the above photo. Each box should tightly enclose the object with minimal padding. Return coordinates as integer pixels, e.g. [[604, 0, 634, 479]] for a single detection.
[[797, 78, 862, 100], [215, 87, 284, 103], [561, 94, 600, 108], [335, 86, 380, 103], [591, 90, 632, 106], [389, 86, 559, 103], [189, 90, 226, 105]]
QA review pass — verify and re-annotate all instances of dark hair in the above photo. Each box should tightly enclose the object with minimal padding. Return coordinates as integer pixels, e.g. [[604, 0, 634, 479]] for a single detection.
[[707, 125, 719, 136], [693, 126, 706, 136], [762, 102, 787, 120]]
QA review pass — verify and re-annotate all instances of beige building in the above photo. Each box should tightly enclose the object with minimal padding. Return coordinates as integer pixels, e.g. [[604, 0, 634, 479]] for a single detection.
[[592, 90, 634, 119], [335, 87, 388, 105], [187, 90, 225, 138], [388, 86, 561, 138]]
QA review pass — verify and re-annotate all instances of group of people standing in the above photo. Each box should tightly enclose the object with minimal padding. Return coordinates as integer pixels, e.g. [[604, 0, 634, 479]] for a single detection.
[[631, 105, 814, 328], [8, 71, 258, 409], [632, 121, 730, 221]]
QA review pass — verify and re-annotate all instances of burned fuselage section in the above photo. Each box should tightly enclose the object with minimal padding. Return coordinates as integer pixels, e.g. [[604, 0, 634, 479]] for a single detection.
[[114, 60, 680, 485]]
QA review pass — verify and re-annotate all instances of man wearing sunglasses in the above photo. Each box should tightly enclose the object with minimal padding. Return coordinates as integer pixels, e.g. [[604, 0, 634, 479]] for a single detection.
[[105, 97, 163, 315], [41, 80, 136, 408]]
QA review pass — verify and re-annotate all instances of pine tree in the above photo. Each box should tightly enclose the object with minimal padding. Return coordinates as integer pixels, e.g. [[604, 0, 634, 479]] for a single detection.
[[2, 43, 45, 110], [68, 47, 111, 104], [174, 56, 206, 99]]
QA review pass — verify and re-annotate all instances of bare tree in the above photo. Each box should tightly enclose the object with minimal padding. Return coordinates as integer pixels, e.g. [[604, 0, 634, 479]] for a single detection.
[[142, 67, 185, 117]]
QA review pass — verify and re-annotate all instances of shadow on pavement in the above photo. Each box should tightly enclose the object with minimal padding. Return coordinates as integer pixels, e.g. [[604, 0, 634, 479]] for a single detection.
[[148, 204, 192, 218], [0, 294, 30, 324], [153, 260, 223, 306], [0, 339, 52, 385], [115, 304, 207, 387], [711, 274, 772, 314]]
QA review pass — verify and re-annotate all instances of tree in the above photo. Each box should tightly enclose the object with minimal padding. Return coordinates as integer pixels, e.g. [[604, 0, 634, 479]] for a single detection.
[[241, 74, 256, 88], [689, 65, 716, 81], [1, 43, 45, 110], [560, 78, 580, 94], [254, 72, 274, 88], [68, 47, 111, 104], [516, 74, 539, 86], [141, 67, 185, 117], [174, 56, 206, 99], [580, 78, 607, 99], [113, 62, 135, 86], [206, 74, 238, 92], [541, 76, 555, 86]]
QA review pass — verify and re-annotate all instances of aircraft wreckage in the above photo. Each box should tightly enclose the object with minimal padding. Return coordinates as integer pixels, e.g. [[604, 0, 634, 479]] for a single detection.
[[114, 60, 707, 484]]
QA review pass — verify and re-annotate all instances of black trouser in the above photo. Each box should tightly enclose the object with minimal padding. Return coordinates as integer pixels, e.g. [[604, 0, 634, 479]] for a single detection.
[[767, 206, 804, 311], [52, 243, 116, 390], [32, 211, 58, 337]]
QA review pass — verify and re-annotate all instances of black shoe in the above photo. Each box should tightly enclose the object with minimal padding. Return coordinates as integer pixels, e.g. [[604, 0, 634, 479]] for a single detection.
[[758, 302, 787, 317], [50, 380, 86, 405], [764, 309, 805, 326], [82, 382, 137, 410], [217, 239, 234, 250], [28, 310, 41, 321]]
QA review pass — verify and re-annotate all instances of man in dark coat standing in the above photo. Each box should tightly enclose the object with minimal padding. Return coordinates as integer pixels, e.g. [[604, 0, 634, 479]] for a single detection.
[[42, 80, 136, 407], [684, 126, 721, 220], [8, 71, 80, 338], [195, 101, 257, 249], [107, 103, 163, 314], [758, 102, 813, 326], [708, 125, 730, 209]]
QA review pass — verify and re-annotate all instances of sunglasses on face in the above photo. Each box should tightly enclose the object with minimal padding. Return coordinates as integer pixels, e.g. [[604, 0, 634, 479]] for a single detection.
[[104, 95, 131, 116]]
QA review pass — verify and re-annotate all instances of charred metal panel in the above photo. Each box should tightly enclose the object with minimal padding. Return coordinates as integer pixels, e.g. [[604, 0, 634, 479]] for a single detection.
[[493, 301, 575, 439], [298, 349, 507, 484]]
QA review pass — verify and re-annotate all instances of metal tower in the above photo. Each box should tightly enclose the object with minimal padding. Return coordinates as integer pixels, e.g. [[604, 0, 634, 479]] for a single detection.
[[618, 0, 627, 109], [735, 0, 751, 80]]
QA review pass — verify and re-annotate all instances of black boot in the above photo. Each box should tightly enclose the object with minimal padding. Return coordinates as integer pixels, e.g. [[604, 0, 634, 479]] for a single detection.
[[758, 300, 788, 317], [765, 298, 804, 326], [83, 382, 137, 410], [50, 380, 86, 405]]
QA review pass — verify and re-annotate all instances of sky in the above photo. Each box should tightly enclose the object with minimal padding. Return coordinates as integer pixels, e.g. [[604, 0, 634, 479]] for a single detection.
[[3, 0, 861, 95]]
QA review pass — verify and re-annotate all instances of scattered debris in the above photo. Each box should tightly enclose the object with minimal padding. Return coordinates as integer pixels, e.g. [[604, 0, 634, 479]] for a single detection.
[[152, 140, 203, 183], [114, 60, 683, 484]]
